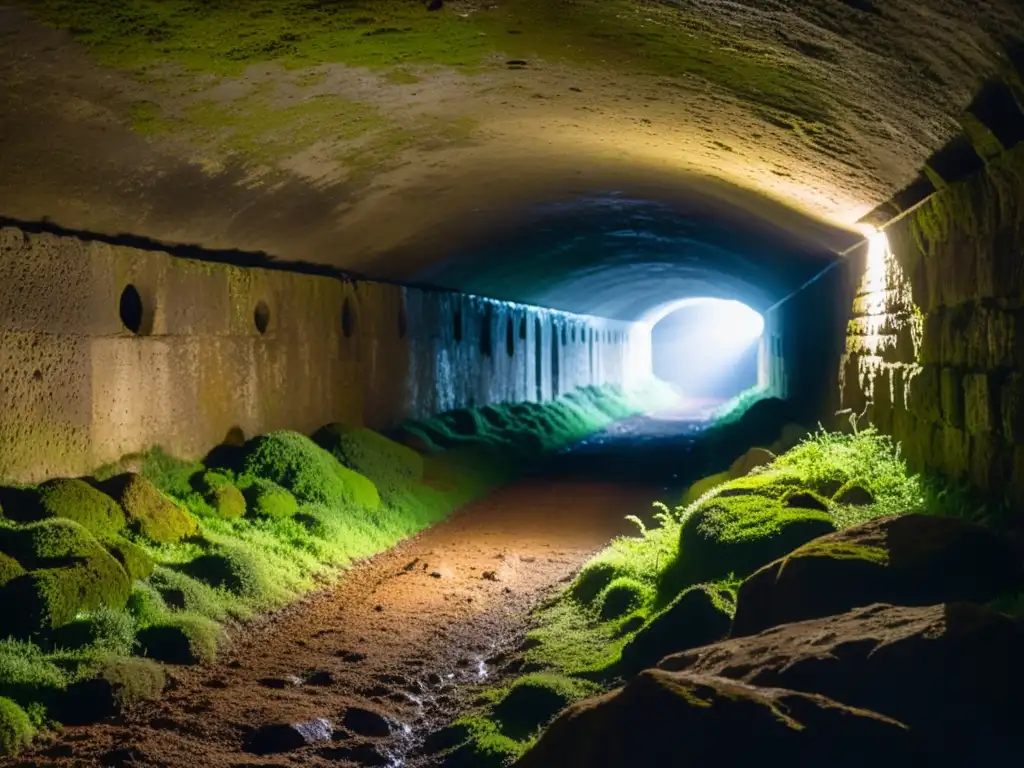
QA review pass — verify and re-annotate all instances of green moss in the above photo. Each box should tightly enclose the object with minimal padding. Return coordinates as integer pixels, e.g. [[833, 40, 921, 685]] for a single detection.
[[438, 716, 523, 767], [237, 431, 380, 510], [125, 583, 169, 629], [239, 477, 300, 520], [670, 493, 835, 587], [789, 537, 890, 566], [31, 479, 126, 537], [52, 606, 137, 656], [597, 577, 652, 621], [570, 561, 619, 605], [0, 553, 24, 588], [103, 474, 199, 543], [147, 566, 234, 622], [81, 656, 165, 712], [491, 673, 601, 741], [313, 424, 424, 499], [103, 536, 154, 581], [137, 614, 222, 665], [180, 544, 283, 604], [0, 639, 68, 708], [198, 477, 246, 519], [0, 696, 34, 758], [681, 471, 730, 506], [94, 447, 203, 500]]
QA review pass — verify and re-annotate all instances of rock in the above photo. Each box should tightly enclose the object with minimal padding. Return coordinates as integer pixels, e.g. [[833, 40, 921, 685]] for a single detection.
[[783, 490, 829, 511], [619, 584, 732, 673], [342, 706, 391, 737], [732, 513, 1023, 636], [244, 718, 333, 754], [306, 670, 335, 686], [833, 481, 875, 505], [728, 447, 775, 478], [320, 743, 390, 765], [515, 670, 912, 767], [101, 473, 198, 543], [60, 657, 165, 723], [680, 471, 730, 506], [660, 602, 1024, 761], [482, 570, 499, 581], [336, 650, 366, 663]]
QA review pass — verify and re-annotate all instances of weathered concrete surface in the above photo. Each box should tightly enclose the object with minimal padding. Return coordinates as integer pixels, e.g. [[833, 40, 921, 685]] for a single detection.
[[2, 1, 1020, 317], [0, 226, 635, 483]]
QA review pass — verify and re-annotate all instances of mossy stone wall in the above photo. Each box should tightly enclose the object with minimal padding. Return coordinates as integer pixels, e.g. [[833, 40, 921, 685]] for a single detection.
[[0, 227, 637, 483], [840, 144, 1024, 503]]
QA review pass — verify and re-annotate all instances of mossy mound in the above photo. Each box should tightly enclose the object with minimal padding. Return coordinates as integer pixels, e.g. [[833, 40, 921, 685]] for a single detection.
[[0, 696, 34, 758], [0, 520, 132, 633], [733, 513, 1024, 636], [103, 536, 154, 581], [313, 424, 424, 496], [668, 492, 835, 590], [570, 561, 619, 605], [492, 674, 599, 742], [125, 583, 169, 628], [191, 472, 246, 519], [10, 479, 127, 538], [234, 431, 380, 510], [681, 471, 730, 506], [597, 577, 651, 621], [239, 478, 299, 520], [0, 554, 24, 588], [619, 584, 734, 673], [62, 656, 164, 722], [138, 614, 221, 665], [0, 638, 68, 709], [180, 545, 272, 601], [101, 473, 199, 543], [52, 607, 136, 656], [834, 481, 875, 506], [147, 566, 231, 621], [716, 469, 809, 500]]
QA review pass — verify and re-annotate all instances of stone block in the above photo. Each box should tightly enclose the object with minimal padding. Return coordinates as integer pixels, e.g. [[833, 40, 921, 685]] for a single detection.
[[1000, 372, 1024, 444], [839, 354, 866, 414], [919, 310, 942, 364], [939, 367, 965, 429], [964, 373, 998, 436], [940, 305, 971, 367], [869, 367, 893, 433], [939, 425, 970, 481], [905, 365, 941, 424], [891, 409, 935, 474], [969, 435, 1011, 495]]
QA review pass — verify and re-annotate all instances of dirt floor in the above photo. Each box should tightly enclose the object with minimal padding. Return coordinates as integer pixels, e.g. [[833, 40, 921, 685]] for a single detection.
[[17, 475, 667, 768]]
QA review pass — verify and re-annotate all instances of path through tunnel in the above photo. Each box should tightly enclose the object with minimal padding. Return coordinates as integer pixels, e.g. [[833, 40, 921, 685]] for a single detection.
[[2, 2, 1024, 766]]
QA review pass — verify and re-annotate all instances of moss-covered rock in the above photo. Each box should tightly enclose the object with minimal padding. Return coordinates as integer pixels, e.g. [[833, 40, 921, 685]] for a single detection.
[[7, 479, 127, 538], [783, 490, 830, 511], [314, 424, 424, 495], [732, 513, 1024, 637], [235, 431, 380, 510], [669, 493, 835, 588], [0, 638, 68, 707], [515, 670, 912, 767], [0, 520, 132, 633], [103, 536, 154, 581], [240, 477, 299, 520], [193, 471, 246, 519], [62, 656, 165, 722], [619, 584, 733, 673], [147, 566, 230, 621], [0, 553, 24, 588], [125, 583, 169, 628], [834, 481, 875, 506], [52, 606, 136, 656], [101, 473, 199, 543], [681, 471, 730, 506], [597, 577, 651, 621], [180, 545, 271, 600], [570, 561, 619, 605], [492, 674, 599, 742], [138, 614, 221, 665], [0, 696, 34, 758]]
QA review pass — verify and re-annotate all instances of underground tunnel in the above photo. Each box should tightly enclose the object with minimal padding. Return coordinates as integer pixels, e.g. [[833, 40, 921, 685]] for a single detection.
[[1, 1, 1024, 765]]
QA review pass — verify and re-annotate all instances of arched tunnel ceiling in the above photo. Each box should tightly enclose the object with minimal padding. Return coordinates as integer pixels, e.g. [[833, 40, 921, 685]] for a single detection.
[[1, 1, 1022, 319]]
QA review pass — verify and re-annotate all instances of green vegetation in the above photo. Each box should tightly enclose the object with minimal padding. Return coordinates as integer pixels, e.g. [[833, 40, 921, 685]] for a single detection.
[[26, 479, 126, 537], [447, 423, 930, 764], [0, 384, 648, 756], [0, 697, 33, 758]]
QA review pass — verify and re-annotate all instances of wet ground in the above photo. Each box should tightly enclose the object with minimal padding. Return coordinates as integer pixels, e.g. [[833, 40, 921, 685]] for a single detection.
[[13, 411, 709, 768]]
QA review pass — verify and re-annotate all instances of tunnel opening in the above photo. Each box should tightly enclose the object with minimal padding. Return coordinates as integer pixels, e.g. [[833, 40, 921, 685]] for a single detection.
[[650, 298, 764, 407]]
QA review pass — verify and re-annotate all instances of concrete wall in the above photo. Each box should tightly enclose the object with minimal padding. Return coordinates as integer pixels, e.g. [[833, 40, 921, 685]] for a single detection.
[[837, 143, 1024, 502], [0, 227, 638, 483]]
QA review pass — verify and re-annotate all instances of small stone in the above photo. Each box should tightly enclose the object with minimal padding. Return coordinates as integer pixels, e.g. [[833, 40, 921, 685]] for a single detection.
[[482, 570, 499, 581], [336, 650, 367, 663], [203, 677, 230, 689], [374, 604, 385, 612], [306, 670, 335, 686], [244, 718, 333, 754], [430, 571, 442, 579], [342, 706, 391, 738]]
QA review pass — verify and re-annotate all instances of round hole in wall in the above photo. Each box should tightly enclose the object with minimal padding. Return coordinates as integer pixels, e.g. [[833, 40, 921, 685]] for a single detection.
[[254, 300, 271, 335], [342, 298, 355, 338], [398, 306, 408, 339], [119, 284, 146, 335], [506, 317, 515, 357]]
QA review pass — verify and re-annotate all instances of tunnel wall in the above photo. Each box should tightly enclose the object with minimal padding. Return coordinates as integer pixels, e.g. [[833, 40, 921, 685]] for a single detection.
[[0, 226, 637, 483], [839, 144, 1024, 503]]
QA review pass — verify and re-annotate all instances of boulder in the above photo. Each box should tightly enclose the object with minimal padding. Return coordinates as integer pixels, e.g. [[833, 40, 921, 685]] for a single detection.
[[661, 602, 1024, 761], [732, 513, 1022, 637], [101, 474, 198, 543], [515, 670, 912, 768], [244, 717, 333, 754], [342, 706, 391, 737], [8, 479, 127, 537], [619, 584, 732, 673], [727, 447, 775, 478]]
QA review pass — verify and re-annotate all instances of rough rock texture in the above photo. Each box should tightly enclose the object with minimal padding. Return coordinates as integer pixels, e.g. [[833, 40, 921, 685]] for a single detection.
[[732, 513, 1022, 636], [661, 602, 1024, 761], [515, 669, 913, 768]]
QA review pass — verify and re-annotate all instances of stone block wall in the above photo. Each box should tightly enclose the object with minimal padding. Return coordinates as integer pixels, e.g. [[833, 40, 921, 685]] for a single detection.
[[840, 144, 1024, 502], [0, 227, 638, 483]]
